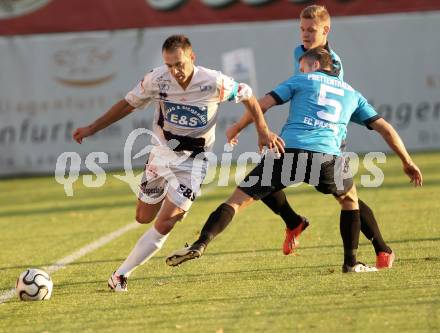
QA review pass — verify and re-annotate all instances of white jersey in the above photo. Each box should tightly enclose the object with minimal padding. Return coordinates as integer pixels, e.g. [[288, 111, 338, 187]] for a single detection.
[[125, 65, 252, 153]]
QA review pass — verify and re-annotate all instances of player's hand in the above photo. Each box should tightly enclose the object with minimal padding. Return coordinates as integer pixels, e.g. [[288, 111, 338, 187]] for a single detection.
[[258, 130, 285, 154], [73, 126, 94, 144], [403, 161, 423, 187], [225, 123, 241, 146]]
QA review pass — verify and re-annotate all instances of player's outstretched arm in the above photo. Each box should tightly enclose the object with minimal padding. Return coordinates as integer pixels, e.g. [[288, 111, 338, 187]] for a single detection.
[[226, 94, 278, 145], [240, 95, 285, 153], [370, 118, 423, 186], [73, 99, 135, 144]]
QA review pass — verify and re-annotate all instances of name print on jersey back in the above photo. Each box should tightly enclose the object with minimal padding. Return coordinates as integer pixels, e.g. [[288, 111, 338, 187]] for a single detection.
[[275, 71, 379, 155]]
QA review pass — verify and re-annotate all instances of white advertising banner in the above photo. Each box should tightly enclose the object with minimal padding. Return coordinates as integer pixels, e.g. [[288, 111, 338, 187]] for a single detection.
[[222, 48, 259, 97], [0, 31, 162, 176], [1, 11, 439, 176]]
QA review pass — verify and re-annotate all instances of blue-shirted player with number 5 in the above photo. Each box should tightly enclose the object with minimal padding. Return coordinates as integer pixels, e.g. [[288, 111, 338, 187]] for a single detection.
[[167, 47, 422, 273], [226, 5, 399, 270]]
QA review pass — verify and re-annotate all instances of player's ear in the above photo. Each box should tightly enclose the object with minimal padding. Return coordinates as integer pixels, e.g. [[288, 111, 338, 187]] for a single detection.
[[323, 25, 330, 36], [313, 60, 320, 71], [190, 51, 196, 62]]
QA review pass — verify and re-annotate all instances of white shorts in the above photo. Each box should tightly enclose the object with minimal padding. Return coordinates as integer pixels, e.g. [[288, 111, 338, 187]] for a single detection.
[[139, 146, 208, 211]]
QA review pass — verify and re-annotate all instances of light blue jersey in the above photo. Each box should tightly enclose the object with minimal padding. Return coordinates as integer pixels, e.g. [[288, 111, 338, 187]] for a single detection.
[[271, 71, 379, 156], [293, 44, 344, 80], [293, 44, 372, 131]]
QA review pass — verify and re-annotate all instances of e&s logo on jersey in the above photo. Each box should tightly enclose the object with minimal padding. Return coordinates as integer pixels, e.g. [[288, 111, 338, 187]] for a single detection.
[[164, 102, 208, 128]]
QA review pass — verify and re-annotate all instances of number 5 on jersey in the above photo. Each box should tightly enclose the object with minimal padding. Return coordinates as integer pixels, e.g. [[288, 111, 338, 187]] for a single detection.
[[317, 83, 344, 122]]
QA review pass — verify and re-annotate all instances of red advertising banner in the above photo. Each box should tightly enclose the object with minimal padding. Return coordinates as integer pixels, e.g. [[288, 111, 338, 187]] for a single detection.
[[0, 0, 439, 36]]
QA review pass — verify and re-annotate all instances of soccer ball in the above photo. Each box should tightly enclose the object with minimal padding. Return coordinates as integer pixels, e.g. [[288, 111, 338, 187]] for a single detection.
[[15, 268, 53, 301]]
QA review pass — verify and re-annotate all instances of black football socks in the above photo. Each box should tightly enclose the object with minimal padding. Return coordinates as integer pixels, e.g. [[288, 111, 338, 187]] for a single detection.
[[358, 199, 392, 255], [340, 209, 361, 267], [261, 190, 302, 230], [193, 203, 236, 248]]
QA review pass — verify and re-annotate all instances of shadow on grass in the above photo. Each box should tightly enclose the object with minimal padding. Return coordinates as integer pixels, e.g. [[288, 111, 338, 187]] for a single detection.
[[0, 200, 136, 218], [2, 177, 439, 219], [0, 261, 337, 291], [1, 236, 438, 273], [19, 254, 440, 291], [24, 263, 338, 289]]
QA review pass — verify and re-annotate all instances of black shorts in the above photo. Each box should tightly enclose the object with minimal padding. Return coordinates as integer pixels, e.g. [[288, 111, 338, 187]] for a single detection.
[[238, 148, 353, 200]]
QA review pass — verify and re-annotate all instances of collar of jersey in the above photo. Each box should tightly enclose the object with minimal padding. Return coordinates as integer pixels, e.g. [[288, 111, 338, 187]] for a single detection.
[[316, 69, 339, 78], [301, 42, 331, 53]]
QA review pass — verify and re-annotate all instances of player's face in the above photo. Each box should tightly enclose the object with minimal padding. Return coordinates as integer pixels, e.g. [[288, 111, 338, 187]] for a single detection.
[[300, 18, 329, 49], [299, 58, 319, 73], [163, 48, 195, 85]]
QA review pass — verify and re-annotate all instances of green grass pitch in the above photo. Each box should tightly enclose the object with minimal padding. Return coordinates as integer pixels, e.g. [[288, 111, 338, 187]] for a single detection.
[[0, 152, 439, 332]]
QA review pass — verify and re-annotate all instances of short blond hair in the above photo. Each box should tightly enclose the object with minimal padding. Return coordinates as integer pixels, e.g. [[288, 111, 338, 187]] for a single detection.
[[300, 5, 330, 24]]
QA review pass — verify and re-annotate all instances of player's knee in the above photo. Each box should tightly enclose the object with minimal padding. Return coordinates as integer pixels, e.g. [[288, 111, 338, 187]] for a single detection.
[[175, 211, 187, 222], [336, 192, 358, 210], [334, 192, 352, 204], [342, 195, 356, 205], [157, 211, 186, 226], [154, 212, 186, 235], [135, 210, 155, 224]]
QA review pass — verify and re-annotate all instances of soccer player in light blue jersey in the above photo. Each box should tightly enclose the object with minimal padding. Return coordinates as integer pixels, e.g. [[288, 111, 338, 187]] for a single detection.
[[167, 47, 422, 273], [230, 5, 395, 269]]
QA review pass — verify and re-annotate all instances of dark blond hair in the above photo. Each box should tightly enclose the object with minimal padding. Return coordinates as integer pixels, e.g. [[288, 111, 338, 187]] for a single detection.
[[299, 47, 333, 71], [300, 5, 330, 24]]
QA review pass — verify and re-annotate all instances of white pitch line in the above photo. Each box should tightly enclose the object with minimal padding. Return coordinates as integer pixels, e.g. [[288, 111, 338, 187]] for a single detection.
[[0, 290, 16, 304], [0, 174, 232, 304]]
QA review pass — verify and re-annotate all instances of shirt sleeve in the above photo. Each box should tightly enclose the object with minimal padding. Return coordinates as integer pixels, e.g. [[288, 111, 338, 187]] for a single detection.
[[269, 76, 299, 105], [217, 73, 252, 103], [351, 92, 381, 130], [125, 71, 154, 109]]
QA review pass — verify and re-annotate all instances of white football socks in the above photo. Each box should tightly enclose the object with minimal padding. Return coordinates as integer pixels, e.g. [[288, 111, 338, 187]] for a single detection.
[[116, 225, 169, 277]]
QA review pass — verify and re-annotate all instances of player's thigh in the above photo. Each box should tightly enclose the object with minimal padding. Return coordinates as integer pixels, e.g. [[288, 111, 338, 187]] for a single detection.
[[136, 156, 169, 223], [314, 154, 354, 196], [139, 155, 169, 197], [135, 199, 163, 224], [167, 157, 208, 212], [238, 153, 289, 201]]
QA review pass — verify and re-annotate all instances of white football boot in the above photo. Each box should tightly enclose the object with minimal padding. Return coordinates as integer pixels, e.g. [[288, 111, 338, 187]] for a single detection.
[[342, 262, 378, 273], [108, 272, 128, 292], [166, 243, 205, 267]]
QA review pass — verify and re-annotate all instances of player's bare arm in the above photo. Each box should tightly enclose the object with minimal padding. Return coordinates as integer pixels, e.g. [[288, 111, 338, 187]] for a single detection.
[[241, 95, 285, 153], [226, 94, 278, 146], [370, 118, 423, 186], [73, 99, 135, 144]]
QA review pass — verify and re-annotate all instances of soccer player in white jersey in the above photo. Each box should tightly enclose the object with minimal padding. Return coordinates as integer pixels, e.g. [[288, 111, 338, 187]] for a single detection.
[[73, 35, 284, 292]]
